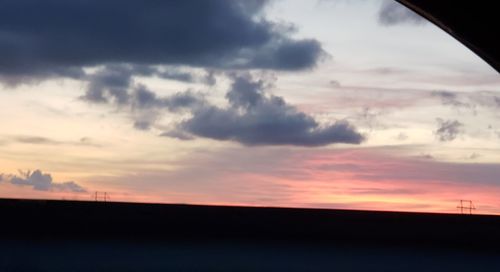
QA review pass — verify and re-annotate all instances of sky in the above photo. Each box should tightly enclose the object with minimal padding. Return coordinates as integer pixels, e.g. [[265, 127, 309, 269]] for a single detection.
[[0, 0, 499, 214]]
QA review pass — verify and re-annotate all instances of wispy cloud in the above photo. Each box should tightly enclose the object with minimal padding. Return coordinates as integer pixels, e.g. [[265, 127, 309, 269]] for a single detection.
[[3, 135, 101, 147], [434, 119, 464, 142]]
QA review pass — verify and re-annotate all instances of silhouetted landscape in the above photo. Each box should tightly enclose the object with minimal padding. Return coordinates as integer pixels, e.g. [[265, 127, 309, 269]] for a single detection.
[[1, 198, 500, 271]]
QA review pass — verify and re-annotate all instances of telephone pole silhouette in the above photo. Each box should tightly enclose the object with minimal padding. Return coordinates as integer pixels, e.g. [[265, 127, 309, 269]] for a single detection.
[[93, 191, 110, 202], [457, 200, 475, 215]]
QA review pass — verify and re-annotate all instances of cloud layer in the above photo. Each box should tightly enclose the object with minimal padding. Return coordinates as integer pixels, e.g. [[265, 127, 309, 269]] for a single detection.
[[6, 170, 86, 192], [0, 0, 325, 83]]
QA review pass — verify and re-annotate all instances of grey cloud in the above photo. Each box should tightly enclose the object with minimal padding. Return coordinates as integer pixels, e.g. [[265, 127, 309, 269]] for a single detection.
[[435, 118, 464, 142], [129, 85, 206, 113], [5, 135, 101, 147], [81, 69, 364, 147], [133, 120, 154, 131], [8, 170, 87, 192], [81, 66, 207, 131], [161, 90, 207, 112], [204, 71, 217, 86], [81, 65, 133, 104], [131, 85, 206, 130], [158, 70, 195, 83], [378, 0, 426, 26], [157, 68, 218, 86], [432, 90, 477, 115], [247, 38, 325, 70], [160, 130, 195, 141], [432, 90, 500, 116], [174, 74, 365, 146], [350, 107, 389, 131], [470, 92, 500, 109], [0, 0, 325, 83], [13, 136, 61, 145], [81, 65, 214, 105]]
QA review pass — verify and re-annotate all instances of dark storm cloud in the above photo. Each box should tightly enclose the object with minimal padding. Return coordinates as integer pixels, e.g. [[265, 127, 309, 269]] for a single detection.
[[170, 74, 365, 146], [7, 170, 86, 192], [378, 0, 426, 26], [0, 0, 325, 82], [435, 118, 464, 142]]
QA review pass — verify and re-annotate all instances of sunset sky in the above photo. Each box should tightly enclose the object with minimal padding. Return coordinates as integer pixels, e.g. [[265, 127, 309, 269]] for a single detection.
[[1, 0, 499, 214]]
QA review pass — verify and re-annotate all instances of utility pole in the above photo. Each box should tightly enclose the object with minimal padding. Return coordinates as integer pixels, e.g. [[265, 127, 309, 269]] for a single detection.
[[457, 200, 475, 215], [93, 191, 110, 202]]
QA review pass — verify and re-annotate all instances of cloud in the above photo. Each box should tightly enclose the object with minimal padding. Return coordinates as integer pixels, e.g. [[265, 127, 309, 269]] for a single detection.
[[0, 0, 325, 83], [80, 64, 208, 130], [81, 66, 207, 131], [81, 65, 134, 104], [431, 90, 477, 115], [3, 135, 101, 147], [431, 90, 500, 116], [378, 0, 426, 26], [160, 130, 195, 141], [170, 74, 365, 146], [12, 136, 61, 145], [352, 107, 387, 131], [81, 64, 215, 105], [81, 69, 364, 146], [435, 118, 464, 142], [7, 170, 87, 192]]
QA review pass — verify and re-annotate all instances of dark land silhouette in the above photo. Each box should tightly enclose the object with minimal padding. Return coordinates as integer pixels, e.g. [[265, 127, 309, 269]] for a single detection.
[[1, 198, 500, 271]]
